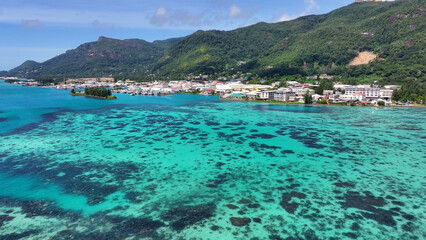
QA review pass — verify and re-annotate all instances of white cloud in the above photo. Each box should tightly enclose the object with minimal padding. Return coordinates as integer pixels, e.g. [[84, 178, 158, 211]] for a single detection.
[[229, 4, 242, 18], [148, 7, 204, 27], [278, 14, 298, 22], [156, 8, 167, 16], [228, 4, 255, 19], [301, 0, 320, 16], [22, 19, 42, 29], [92, 20, 115, 31], [276, 0, 320, 22], [0, 4, 255, 30], [0, 7, 156, 29], [149, 7, 169, 26]]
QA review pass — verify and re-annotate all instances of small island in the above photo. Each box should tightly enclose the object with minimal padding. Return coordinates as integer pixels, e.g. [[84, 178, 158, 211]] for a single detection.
[[71, 87, 117, 100]]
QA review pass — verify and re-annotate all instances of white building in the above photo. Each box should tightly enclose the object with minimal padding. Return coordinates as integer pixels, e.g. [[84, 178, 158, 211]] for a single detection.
[[340, 93, 366, 102], [323, 90, 334, 96], [259, 91, 276, 100], [292, 87, 315, 96], [286, 81, 299, 86], [333, 84, 352, 90], [379, 89, 393, 100], [274, 91, 296, 101], [246, 91, 261, 100], [328, 94, 341, 101], [345, 87, 380, 99], [312, 94, 323, 101], [215, 85, 233, 93], [228, 84, 245, 91]]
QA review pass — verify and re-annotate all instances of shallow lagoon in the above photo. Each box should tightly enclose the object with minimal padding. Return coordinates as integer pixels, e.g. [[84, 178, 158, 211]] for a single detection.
[[0, 81, 425, 239]]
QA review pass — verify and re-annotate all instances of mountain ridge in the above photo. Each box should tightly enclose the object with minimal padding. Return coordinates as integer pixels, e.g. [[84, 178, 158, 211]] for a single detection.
[[4, 0, 426, 85], [7, 36, 183, 78]]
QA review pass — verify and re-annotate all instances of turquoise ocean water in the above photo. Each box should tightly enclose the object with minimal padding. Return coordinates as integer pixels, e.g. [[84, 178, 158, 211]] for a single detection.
[[0, 80, 424, 239]]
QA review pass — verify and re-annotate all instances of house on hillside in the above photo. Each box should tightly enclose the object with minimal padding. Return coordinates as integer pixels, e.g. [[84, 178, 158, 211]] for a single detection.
[[98, 77, 114, 82], [292, 87, 314, 96], [333, 84, 352, 91], [323, 90, 334, 96]]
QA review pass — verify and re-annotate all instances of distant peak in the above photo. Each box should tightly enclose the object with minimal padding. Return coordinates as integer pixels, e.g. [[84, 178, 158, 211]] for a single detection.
[[23, 60, 40, 64], [97, 36, 114, 42]]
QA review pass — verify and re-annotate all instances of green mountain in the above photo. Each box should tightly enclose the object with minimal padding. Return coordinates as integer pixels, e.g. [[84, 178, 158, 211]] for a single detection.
[[8, 60, 41, 74], [155, 0, 426, 84], [5, 0, 426, 85], [8, 36, 182, 78]]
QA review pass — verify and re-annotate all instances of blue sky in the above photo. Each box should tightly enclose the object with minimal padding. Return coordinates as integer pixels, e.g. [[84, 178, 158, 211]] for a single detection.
[[0, 0, 356, 71]]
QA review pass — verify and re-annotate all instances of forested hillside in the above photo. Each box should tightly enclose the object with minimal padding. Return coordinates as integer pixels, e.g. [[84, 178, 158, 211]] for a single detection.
[[7, 37, 181, 78], [155, 0, 425, 85]]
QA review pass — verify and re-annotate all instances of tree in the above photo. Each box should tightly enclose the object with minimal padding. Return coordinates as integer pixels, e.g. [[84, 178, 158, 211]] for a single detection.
[[304, 90, 313, 104], [84, 87, 112, 98], [315, 79, 334, 94], [377, 101, 385, 106], [392, 80, 426, 104]]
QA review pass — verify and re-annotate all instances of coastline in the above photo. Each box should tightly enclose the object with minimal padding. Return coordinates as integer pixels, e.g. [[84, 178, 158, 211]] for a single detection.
[[3, 81, 423, 107], [218, 97, 426, 108]]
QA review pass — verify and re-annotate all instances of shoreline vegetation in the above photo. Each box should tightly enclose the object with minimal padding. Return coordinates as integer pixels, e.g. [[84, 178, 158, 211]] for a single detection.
[[71, 88, 117, 100], [71, 93, 117, 100]]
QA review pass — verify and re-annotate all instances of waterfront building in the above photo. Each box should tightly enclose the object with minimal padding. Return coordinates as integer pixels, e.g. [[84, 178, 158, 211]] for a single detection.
[[246, 91, 261, 100], [274, 90, 295, 101], [379, 89, 393, 100], [345, 87, 380, 99], [312, 94, 323, 101], [328, 94, 341, 102], [259, 90, 277, 100], [288, 96, 300, 102], [340, 93, 366, 102]]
